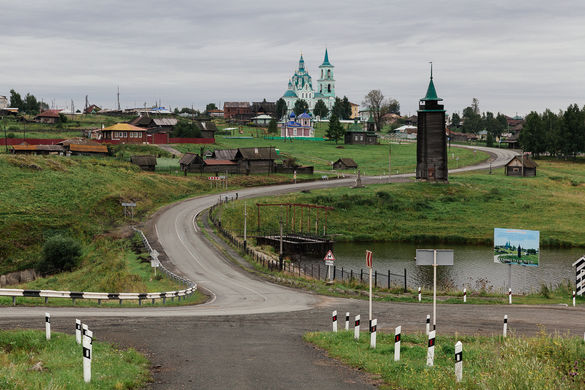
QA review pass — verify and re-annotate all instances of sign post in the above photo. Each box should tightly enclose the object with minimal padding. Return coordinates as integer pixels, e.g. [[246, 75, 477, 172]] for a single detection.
[[416, 249, 454, 331], [324, 250, 335, 282], [366, 250, 373, 323]]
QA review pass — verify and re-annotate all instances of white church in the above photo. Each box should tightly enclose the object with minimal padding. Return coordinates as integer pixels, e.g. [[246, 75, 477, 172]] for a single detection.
[[281, 49, 336, 117]]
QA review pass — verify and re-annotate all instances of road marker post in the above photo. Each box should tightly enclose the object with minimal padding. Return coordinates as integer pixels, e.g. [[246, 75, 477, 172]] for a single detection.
[[354, 315, 360, 340], [345, 312, 350, 331], [503, 315, 508, 338], [45, 313, 51, 341], [463, 288, 467, 303], [370, 319, 377, 349], [427, 330, 435, 366], [82, 323, 88, 339], [418, 287, 421, 302], [83, 329, 93, 383], [332, 311, 337, 333], [426, 314, 430, 335], [366, 250, 373, 323], [75, 319, 81, 344], [394, 326, 401, 361], [455, 341, 463, 382], [573, 290, 576, 307], [508, 288, 512, 304]]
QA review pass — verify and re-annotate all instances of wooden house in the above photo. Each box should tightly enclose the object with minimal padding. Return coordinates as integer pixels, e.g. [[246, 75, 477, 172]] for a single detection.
[[35, 110, 61, 124], [130, 155, 157, 171], [235, 147, 277, 174], [195, 120, 217, 139], [344, 119, 378, 145], [212, 149, 238, 160], [223, 102, 251, 121], [179, 153, 204, 172], [332, 158, 358, 170], [130, 115, 177, 133], [101, 123, 147, 144], [505, 155, 537, 177], [203, 159, 238, 174], [11, 144, 64, 155]]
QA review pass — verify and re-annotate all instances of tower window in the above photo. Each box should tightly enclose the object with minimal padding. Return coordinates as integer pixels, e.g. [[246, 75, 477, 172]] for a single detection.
[[328, 84, 331, 93], [321, 70, 323, 78], [327, 69, 331, 78]]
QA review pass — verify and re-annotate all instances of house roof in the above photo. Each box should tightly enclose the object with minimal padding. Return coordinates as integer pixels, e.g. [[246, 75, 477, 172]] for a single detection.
[[196, 120, 218, 132], [152, 118, 178, 126], [69, 144, 109, 153], [58, 137, 101, 146], [36, 110, 61, 118], [506, 155, 538, 169], [283, 90, 298, 98], [334, 158, 358, 167], [11, 144, 65, 152], [224, 102, 250, 108], [252, 114, 273, 120], [212, 149, 238, 160], [422, 75, 443, 102], [179, 153, 199, 165], [130, 155, 157, 165], [237, 147, 277, 160], [102, 123, 146, 132], [204, 159, 237, 166]]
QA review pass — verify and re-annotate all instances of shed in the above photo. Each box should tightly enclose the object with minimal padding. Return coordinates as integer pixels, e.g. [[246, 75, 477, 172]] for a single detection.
[[332, 158, 358, 170], [235, 147, 277, 174], [35, 110, 61, 124], [203, 159, 238, 174], [130, 155, 157, 171], [10, 144, 65, 155], [212, 149, 238, 160], [179, 153, 204, 172], [505, 155, 537, 177]]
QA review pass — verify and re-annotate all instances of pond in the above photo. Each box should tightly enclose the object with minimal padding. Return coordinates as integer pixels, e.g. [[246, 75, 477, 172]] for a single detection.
[[305, 242, 583, 294]]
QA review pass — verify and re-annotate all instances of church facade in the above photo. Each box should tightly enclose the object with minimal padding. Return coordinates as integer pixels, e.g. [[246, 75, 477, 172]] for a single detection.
[[281, 49, 336, 117]]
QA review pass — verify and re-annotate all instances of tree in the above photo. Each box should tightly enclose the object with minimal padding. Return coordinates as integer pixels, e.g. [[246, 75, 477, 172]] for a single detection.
[[38, 235, 82, 274], [451, 113, 461, 127], [486, 132, 494, 147], [205, 103, 218, 112], [313, 99, 329, 118], [331, 97, 345, 119], [362, 90, 386, 132], [173, 121, 202, 138], [342, 96, 352, 119], [58, 113, 68, 123], [268, 118, 277, 134], [293, 99, 309, 116], [462, 104, 482, 134], [275, 98, 287, 120], [24, 94, 40, 115], [326, 113, 344, 143], [385, 98, 400, 115], [9, 89, 23, 111]]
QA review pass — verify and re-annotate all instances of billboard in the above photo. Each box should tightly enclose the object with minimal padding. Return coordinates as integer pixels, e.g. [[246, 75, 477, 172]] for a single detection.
[[494, 228, 539, 266]]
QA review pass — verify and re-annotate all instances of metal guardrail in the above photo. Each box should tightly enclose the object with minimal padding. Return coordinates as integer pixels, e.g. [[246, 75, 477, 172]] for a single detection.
[[0, 229, 197, 306]]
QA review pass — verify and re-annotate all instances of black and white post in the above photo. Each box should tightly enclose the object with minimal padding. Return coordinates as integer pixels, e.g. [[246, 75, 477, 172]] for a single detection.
[[427, 330, 435, 367], [503, 315, 508, 338], [354, 314, 360, 340], [508, 288, 512, 305], [345, 312, 350, 331], [455, 341, 462, 382], [573, 290, 576, 307], [75, 319, 81, 344], [463, 288, 467, 303], [426, 314, 430, 335], [366, 250, 373, 323], [83, 329, 93, 383], [418, 286, 421, 302], [370, 319, 377, 349], [394, 326, 401, 361], [82, 323, 88, 339], [45, 313, 51, 341], [332, 310, 338, 333]]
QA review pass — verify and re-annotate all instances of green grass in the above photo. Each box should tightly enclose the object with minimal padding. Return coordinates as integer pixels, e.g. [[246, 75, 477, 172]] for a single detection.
[[216, 159, 585, 246], [174, 136, 487, 176], [305, 330, 585, 389], [0, 330, 150, 389]]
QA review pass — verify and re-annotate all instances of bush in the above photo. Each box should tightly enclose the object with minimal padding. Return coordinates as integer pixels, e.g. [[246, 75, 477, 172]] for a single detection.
[[38, 235, 82, 274]]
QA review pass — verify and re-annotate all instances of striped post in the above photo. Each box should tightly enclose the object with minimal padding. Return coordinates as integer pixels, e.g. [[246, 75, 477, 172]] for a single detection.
[[345, 312, 350, 331], [45, 313, 51, 341], [75, 319, 82, 344], [83, 329, 93, 383], [455, 341, 462, 382], [426, 314, 430, 335], [508, 288, 512, 304], [418, 287, 421, 302], [573, 291, 576, 307], [503, 315, 508, 338], [394, 326, 401, 361], [370, 319, 377, 349], [463, 288, 467, 303], [82, 323, 88, 339], [354, 315, 360, 340], [427, 330, 435, 366], [332, 311, 338, 333]]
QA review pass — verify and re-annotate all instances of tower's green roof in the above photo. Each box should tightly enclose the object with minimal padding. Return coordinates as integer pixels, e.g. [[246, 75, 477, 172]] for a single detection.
[[422, 72, 442, 101], [321, 49, 332, 66]]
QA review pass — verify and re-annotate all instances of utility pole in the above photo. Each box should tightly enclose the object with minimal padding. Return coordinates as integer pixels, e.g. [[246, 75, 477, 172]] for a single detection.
[[117, 86, 121, 111], [85, 95, 89, 112], [388, 144, 392, 183]]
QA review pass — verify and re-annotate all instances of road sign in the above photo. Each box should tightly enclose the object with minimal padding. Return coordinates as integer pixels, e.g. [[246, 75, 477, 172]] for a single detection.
[[324, 250, 335, 267], [121, 202, 136, 207], [415, 249, 454, 266], [365, 250, 373, 268]]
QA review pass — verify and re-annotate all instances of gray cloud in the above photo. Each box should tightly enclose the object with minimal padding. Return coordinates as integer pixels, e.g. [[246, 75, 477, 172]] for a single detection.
[[1, 0, 584, 115]]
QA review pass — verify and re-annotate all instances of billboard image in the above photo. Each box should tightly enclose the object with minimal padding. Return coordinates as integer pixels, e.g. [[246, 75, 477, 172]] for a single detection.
[[494, 228, 539, 266]]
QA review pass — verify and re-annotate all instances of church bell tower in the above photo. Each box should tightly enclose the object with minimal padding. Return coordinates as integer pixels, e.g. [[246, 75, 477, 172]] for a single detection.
[[318, 49, 335, 97], [416, 64, 448, 182]]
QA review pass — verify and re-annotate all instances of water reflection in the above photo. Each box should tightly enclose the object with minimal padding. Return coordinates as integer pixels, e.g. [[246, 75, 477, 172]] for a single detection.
[[305, 242, 583, 293]]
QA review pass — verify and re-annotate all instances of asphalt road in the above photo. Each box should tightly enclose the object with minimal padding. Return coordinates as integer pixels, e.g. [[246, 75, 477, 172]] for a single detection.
[[1, 145, 547, 389]]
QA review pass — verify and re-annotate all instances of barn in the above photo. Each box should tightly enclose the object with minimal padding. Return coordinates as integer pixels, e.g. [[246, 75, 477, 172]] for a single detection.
[[130, 155, 157, 171], [332, 158, 358, 170]]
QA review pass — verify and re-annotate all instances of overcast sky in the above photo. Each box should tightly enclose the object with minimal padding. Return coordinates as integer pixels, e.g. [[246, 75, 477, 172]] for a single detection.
[[1, 0, 584, 116]]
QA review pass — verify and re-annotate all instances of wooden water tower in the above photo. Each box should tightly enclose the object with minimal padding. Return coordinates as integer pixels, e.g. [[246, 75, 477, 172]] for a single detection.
[[416, 64, 448, 182]]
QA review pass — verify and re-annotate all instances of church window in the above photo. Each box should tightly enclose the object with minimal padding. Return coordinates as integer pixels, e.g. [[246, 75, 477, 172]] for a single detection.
[[327, 69, 331, 78], [328, 84, 331, 93]]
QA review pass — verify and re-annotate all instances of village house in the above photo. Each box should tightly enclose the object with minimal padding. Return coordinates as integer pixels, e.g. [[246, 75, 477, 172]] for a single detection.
[[83, 104, 101, 114], [130, 155, 157, 171], [58, 138, 109, 156], [223, 102, 252, 121], [101, 123, 147, 144], [0, 95, 8, 109], [235, 147, 277, 174], [251, 114, 273, 126], [344, 119, 378, 145], [251, 101, 276, 117], [130, 115, 178, 133], [10, 144, 64, 155], [505, 155, 537, 177], [35, 110, 61, 124], [208, 109, 224, 118], [332, 158, 358, 170]]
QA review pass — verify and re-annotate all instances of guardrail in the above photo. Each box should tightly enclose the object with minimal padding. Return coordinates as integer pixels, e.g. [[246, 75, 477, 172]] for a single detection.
[[0, 228, 197, 306]]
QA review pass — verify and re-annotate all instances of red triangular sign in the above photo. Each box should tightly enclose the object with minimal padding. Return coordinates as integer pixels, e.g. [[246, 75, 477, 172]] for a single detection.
[[324, 250, 336, 261]]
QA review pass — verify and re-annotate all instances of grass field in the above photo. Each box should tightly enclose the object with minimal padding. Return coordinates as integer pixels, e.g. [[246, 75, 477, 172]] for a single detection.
[[305, 330, 585, 389], [0, 330, 150, 389], [216, 159, 585, 246]]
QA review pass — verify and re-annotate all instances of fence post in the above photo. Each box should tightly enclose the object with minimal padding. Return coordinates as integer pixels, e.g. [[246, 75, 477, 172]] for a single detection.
[[341, 267, 344, 281], [318, 264, 321, 280], [374, 270, 378, 288], [333, 266, 336, 280], [404, 268, 407, 292], [387, 270, 391, 289], [350, 269, 353, 281]]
